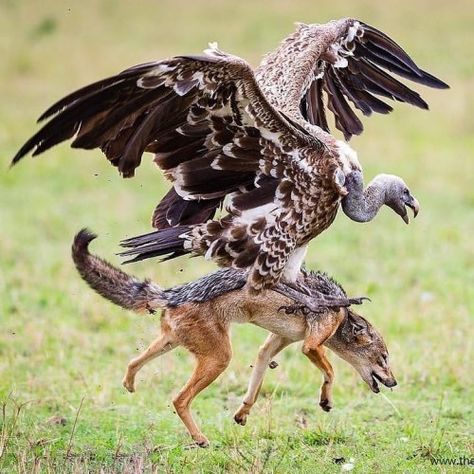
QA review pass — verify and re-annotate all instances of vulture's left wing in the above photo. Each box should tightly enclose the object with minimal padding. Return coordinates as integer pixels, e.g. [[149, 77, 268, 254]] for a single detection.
[[12, 47, 319, 229], [300, 20, 449, 140]]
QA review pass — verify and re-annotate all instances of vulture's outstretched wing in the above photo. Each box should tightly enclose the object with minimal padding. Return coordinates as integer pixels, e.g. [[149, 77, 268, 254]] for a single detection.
[[12, 47, 319, 229], [298, 20, 449, 140]]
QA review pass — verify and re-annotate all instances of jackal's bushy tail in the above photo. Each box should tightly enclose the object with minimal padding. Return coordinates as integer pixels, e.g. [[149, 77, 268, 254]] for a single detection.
[[72, 229, 167, 313]]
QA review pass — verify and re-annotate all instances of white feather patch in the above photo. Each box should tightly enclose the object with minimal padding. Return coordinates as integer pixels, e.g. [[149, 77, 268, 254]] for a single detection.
[[222, 143, 236, 157], [205, 41, 219, 53], [137, 64, 175, 88], [237, 203, 276, 226], [173, 79, 198, 96], [334, 56, 348, 69], [282, 245, 308, 282], [295, 158, 313, 174], [210, 157, 224, 170], [315, 70, 325, 80], [204, 239, 219, 260], [335, 168, 346, 187], [203, 41, 227, 58], [336, 140, 361, 173], [260, 128, 282, 142], [346, 21, 360, 43]]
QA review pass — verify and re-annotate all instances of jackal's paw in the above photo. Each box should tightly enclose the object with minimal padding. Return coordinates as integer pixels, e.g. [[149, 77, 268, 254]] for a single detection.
[[122, 374, 136, 393], [189, 434, 209, 448], [319, 398, 333, 412], [233, 410, 248, 426]]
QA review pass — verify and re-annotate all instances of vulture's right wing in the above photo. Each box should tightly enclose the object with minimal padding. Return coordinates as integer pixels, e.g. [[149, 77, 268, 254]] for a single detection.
[[299, 20, 449, 140]]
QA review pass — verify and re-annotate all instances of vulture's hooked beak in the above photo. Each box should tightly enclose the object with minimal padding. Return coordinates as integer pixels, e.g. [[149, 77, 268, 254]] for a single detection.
[[401, 194, 420, 224]]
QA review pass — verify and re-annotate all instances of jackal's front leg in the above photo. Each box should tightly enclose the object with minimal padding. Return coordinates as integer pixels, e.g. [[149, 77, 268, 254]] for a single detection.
[[234, 334, 291, 426], [302, 333, 338, 411], [304, 345, 334, 411]]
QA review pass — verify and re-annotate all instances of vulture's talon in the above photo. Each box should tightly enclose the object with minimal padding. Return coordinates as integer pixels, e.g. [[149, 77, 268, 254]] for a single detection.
[[348, 296, 371, 305], [283, 281, 312, 296], [279, 304, 311, 315]]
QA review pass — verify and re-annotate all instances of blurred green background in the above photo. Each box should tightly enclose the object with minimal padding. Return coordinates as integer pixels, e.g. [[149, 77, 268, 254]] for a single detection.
[[0, 0, 473, 472]]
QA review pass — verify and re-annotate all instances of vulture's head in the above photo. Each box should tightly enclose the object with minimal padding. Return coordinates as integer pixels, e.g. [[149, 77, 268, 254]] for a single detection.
[[381, 174, 420, 224], [341, 171, 420, 224]]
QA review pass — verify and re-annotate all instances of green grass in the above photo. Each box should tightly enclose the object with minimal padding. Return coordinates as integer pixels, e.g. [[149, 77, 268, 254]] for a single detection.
[[1, 0, 473, 472]]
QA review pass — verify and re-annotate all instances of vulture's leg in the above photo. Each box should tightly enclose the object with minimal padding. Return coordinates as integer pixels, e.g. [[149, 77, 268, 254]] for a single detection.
[[283, 279, 312, 296], [274, 283, 369, 315]]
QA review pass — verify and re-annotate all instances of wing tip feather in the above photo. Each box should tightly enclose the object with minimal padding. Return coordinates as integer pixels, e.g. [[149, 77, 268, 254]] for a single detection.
[[420, 69, 450, 90]]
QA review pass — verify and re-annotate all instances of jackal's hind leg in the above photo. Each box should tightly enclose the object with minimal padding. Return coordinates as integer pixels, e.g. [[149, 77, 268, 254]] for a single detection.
[[123, 333, 178, 393]]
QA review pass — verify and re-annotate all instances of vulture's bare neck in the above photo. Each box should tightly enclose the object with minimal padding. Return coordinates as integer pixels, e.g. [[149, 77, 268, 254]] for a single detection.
[[342, 172, 390, 222], [255, 19, 350, 116]]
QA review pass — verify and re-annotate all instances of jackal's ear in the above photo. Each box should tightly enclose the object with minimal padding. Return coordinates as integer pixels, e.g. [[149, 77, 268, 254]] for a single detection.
[[352, 321, 366, 336], [344, 311, 368, 339]]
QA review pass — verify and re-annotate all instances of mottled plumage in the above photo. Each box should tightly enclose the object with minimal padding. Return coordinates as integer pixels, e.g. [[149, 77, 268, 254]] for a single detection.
[[257, 20, 447, 140], [13, 19, 447, 290]]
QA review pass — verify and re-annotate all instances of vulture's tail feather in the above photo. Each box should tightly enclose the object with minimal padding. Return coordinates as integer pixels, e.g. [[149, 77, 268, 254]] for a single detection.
[[119, 225, 191, 264]]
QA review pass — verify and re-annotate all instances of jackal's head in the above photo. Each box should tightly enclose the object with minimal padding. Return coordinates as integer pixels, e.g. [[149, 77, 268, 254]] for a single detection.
[[327, 310, 397, 393]]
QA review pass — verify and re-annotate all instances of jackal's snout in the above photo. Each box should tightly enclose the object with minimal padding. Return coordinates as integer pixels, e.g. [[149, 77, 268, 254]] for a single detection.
[[370, 370, 397, 393]]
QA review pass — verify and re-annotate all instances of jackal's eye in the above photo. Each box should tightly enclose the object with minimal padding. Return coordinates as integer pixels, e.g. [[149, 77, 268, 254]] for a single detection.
[[380, 353, 388, 366]]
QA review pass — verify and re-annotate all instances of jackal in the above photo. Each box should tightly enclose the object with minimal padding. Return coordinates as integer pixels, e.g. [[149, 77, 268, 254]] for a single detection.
[[73, 229, 396, 447]]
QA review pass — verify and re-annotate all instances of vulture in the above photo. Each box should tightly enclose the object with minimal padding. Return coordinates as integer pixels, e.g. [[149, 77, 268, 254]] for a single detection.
[[12, 19, 448, 295]]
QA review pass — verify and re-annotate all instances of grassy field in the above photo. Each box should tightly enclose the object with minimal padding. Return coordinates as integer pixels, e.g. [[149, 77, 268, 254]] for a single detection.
[[1, 0, 473, 472]]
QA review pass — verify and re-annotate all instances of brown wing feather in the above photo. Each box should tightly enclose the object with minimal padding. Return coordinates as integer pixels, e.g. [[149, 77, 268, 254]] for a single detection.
[[12, 50, 318, 231], [152, 188, 222, 229], [301, 20, 449, 139]]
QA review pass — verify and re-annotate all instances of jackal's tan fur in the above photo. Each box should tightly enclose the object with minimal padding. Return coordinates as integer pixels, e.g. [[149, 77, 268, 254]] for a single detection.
[[73, 229, 396, 447]]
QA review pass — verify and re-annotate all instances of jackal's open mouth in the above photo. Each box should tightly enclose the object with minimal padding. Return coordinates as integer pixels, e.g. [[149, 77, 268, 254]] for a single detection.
[[371, 372, 383, 393]]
